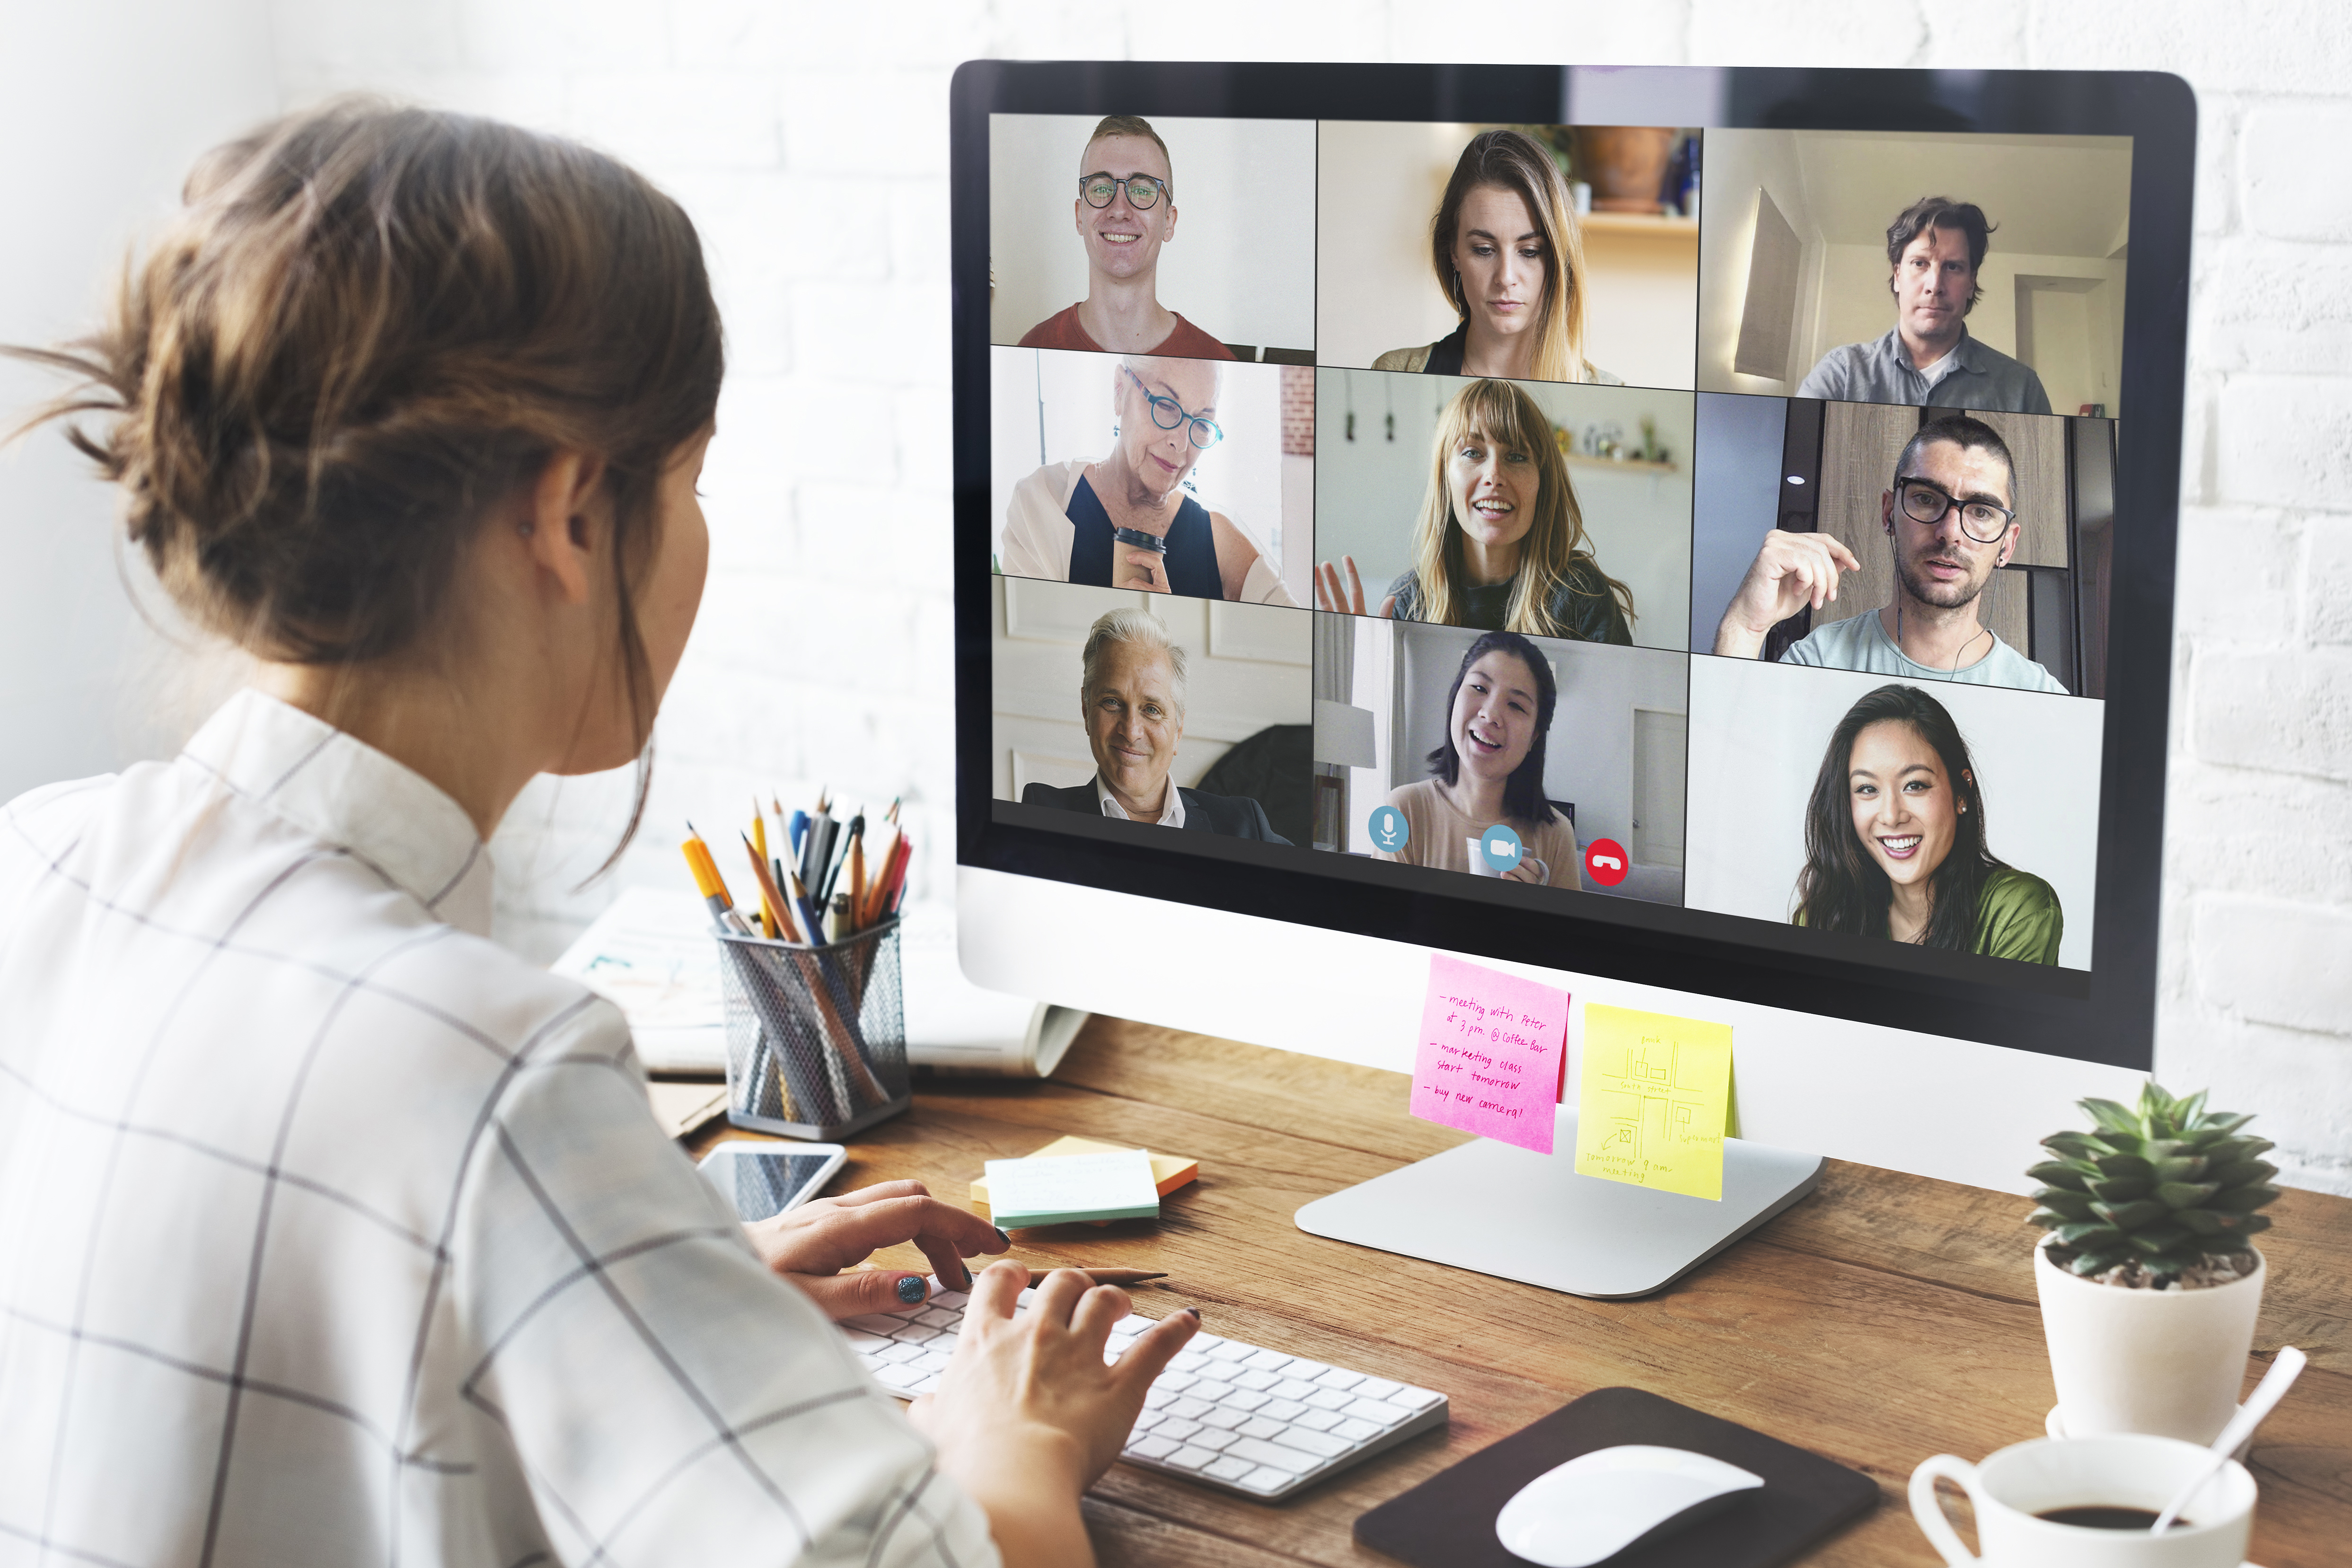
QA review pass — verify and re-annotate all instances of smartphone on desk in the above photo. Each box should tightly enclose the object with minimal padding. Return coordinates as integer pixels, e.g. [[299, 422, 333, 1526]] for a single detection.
[[697, 1142, 846, 1222]]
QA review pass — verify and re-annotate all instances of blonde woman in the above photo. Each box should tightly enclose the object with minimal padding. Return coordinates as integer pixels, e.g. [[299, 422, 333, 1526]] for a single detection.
[[1316, 378, 1634, 643], [1371, 129, 1621, 386], [0, 102, 1190, 1568]]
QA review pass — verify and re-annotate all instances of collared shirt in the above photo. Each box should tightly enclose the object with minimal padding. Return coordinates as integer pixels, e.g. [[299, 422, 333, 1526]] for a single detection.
[[0, 688, 995, 1568], [1780, 607, 2069, 694], [1796, 327, 2054, 414], [1095, 773, 1185, 828]]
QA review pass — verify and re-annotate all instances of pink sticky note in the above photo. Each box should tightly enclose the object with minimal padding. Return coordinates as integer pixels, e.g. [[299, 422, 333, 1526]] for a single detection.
[[1409, 955, 1571, 1154]]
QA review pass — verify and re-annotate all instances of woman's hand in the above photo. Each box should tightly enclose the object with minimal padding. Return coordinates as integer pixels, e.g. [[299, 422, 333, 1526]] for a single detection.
[[912, 1263, 1199, 1566], [1119, 549, 1171, 592], [1501, 857, 1546, 885], [742, 1179, 1006, 1320], [1314, 556, 1397, 618]]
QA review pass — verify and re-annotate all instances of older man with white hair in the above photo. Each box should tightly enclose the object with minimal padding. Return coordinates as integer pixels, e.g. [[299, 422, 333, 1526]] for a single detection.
[[1020, 608, 1291, 841], [999, 353, 1296, 604]]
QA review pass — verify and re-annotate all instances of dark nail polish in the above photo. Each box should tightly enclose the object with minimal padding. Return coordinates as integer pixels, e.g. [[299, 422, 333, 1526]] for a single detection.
[[994, 1227, 1011, 1246], [1182, 1307, 1202, 1321], [896, 1275, 927, 1304]]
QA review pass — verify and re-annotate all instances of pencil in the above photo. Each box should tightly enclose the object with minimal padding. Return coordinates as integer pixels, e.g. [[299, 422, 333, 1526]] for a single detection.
[[741, 833, 800, 943]]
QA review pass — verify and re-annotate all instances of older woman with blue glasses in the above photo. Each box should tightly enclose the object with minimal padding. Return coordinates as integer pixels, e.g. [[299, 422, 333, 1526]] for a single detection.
[[999, 354, 1297, 604]]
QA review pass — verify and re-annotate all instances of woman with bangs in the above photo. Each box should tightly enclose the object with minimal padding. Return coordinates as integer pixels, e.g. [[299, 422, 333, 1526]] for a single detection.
[[1372, 128, 1619, 386], [1316, 377, 1635, 643]]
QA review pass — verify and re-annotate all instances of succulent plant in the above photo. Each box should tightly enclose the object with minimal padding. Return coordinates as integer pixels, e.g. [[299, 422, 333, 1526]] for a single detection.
[[2028, 1082, 2281, 1282]]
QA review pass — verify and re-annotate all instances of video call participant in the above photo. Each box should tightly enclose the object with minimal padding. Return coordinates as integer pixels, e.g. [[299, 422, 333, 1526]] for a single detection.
[[1372, 630, 1580, 885], [1795, 684, 2062, 964], [1316, 377, 1634, 641], [1017, 114, 1237, 360], [1797, 197, 2053, 414], [999, 354, 1296, 604], [1020, 607, 1290, 842], [1710, 414, 2067, 693], [1371, 129, 1621, 385]]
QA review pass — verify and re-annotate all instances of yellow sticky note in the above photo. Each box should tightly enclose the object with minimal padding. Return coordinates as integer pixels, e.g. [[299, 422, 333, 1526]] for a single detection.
[[1573, 1004, 1733, 1201]]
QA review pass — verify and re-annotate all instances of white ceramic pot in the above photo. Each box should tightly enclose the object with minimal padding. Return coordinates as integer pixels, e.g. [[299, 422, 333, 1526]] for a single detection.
[[2034, 1242, 2264, 1445]]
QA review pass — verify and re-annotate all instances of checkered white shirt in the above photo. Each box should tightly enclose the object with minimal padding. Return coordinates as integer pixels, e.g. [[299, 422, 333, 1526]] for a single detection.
[[0, 689, 997, 1568]]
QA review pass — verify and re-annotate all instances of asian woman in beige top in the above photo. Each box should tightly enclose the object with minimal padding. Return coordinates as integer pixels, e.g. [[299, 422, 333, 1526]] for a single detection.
[[1373, 630, 1581, 885]]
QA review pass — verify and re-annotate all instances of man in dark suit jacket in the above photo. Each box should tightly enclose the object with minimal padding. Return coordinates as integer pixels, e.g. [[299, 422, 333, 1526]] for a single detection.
[[1020, 779, 1288, 842], [1021, 605, 1291, 845]]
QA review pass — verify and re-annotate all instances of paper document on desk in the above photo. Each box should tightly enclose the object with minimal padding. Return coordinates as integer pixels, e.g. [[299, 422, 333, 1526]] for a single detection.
[[900, 903, 1084, 1077], [551, 887, 725, 1073], [1573, 1004, 1733, 1200], [984, 1149, 1161, 1228], [1408, 955, 1570, 1154]]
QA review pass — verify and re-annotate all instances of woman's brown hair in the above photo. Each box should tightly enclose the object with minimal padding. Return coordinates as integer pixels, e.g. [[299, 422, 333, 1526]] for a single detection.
[[1407, 378, 1633, 638], [8, 97, 723, 853], [1429, 129, 1596, 384]]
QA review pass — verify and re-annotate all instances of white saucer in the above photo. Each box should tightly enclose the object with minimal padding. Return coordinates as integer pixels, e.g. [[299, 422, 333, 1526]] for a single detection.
[[2045, 1405, 2255, 1461]]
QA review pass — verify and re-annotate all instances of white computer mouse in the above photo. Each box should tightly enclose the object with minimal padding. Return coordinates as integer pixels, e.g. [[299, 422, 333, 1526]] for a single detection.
[[1494, 1445, 1765, 1567]]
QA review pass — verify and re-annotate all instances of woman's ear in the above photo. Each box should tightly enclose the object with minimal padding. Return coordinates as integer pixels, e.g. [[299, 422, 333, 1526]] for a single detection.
[[522, 449, 609, 606]]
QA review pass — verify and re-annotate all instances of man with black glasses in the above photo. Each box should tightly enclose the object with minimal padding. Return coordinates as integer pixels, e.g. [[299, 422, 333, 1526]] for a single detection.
[[1017, 115, 1237, 359], [1710, 414, 2068, 693], [1796, 197, 2053, 414]]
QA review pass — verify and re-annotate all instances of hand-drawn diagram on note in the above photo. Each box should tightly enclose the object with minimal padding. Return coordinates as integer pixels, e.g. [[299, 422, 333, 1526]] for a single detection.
[[1409, 955, 1570, 1154], [1573, 1004, 1734, 1200]]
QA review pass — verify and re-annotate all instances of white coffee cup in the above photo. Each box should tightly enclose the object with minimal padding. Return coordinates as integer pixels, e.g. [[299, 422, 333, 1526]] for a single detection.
[[1463, 835, 1546, 883], [1910, 1434, 2253, 1566]]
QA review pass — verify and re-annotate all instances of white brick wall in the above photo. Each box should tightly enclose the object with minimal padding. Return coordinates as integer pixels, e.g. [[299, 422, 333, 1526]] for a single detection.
[[234, 1, 2351, 1192]]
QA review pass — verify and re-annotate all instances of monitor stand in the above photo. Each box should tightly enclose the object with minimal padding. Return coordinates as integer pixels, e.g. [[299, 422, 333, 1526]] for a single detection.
[[1294, 1105, 1823, 1300]]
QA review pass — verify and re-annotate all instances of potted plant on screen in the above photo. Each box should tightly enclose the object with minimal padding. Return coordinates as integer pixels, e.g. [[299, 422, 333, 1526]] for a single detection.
[[2028, 1083, 2282, 1444]]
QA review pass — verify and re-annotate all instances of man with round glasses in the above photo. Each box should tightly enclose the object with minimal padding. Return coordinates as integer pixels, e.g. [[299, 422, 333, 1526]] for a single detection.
[[1710, 414, 2068, 693], [1016, 115, 1236, 360]]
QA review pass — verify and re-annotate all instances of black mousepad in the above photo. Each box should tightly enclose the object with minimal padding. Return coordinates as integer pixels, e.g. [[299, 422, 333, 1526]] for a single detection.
[[1354, 1386, 1877, 1568]]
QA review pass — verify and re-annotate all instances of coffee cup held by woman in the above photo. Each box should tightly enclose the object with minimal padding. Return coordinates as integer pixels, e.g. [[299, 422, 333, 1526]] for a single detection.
[[999, 354, 1295, 604], [0, 100, 1190, 1568]]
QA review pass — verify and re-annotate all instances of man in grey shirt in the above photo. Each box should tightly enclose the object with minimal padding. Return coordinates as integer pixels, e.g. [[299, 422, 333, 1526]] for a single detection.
[[1797, 197, 2053, 414], [1711, 414, 2068, 694]]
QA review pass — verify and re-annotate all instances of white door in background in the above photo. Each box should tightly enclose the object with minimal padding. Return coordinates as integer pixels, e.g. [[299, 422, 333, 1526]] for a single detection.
[[1630, 707, 1688, 868]]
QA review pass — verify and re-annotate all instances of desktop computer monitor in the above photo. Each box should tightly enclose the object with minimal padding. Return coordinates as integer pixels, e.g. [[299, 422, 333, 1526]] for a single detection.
[[949, 62, 2193, 1288]]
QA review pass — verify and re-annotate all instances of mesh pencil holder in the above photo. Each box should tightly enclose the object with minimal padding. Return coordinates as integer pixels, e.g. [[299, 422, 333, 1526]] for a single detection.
[[716, 918, 910, 1139]]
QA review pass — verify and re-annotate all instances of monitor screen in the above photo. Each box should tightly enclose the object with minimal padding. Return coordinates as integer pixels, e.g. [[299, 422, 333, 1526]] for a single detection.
[[954, 65, 2192, 1071]]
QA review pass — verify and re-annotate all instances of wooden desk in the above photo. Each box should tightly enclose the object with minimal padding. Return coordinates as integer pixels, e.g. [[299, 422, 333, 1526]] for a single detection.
[[695, 1018, 2352, 1567]]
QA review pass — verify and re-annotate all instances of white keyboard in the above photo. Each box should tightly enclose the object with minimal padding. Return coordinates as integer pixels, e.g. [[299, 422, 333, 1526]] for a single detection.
[[839, 1279, 1450, 1501]]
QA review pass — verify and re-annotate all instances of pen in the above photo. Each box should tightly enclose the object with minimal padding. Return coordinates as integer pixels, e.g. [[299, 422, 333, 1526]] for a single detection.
[[785, 864, 826, 951], [823, 811, 863, 906]]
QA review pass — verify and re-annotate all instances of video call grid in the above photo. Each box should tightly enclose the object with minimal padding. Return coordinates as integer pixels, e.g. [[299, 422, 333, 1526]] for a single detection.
[[980, 111, 2129, 975]]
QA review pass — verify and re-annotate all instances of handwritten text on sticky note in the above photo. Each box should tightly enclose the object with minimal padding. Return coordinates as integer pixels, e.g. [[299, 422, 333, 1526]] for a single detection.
[[1573, 1004, 1733, 1200], [1410, 955, 1570, 1154]]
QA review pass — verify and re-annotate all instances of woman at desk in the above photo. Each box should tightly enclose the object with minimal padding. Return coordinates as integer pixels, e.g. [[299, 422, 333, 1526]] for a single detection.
[[1793, 684, 2063, 963], [1368, 128, 1621, 386], [1315, 377, 1636, 643], [0, 103, 1191, 1568], [1373, 630, 1581, 886]]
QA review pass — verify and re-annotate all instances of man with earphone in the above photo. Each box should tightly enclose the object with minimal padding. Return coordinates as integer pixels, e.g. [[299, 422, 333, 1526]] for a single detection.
[[1710, 414, 2069, 694]]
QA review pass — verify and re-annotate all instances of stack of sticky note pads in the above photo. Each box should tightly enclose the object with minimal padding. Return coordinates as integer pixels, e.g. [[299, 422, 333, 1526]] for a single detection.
[[972, 1135, 1198, 1229]]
